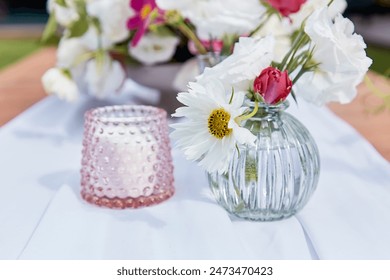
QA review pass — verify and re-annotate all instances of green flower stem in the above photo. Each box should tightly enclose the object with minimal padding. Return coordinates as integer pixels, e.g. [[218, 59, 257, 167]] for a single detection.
[[278, 31, 303, 71], [285, 36, 309, 73], [278, 27, 308, 71], [177, 22, 207, 55], [249, 12, 272, 37], [235, 101, 259, 124], [284, 32, 310, 73], [73, 52, 94, 67], [291, 68, 306, 85], [165, 10, 207, 54]]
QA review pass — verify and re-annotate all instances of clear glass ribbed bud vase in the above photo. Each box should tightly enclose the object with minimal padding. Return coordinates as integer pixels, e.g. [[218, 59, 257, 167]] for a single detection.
[[208, 101, 320, 221]]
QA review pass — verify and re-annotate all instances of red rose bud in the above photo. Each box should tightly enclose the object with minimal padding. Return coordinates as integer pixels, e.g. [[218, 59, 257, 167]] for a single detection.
[[266, 0, 306, 17], [253, 67, 292, 105]]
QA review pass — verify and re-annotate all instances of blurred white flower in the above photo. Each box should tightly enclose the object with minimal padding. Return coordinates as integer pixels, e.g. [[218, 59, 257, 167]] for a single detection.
[[294, 7, 372, 105], [294, 71, 361, 105], [84, 54, 126, 99], [129, 33, 179, 65], [198, 36, 274, 92], [56, 37, 90, 69], [290, 0, 347, 30], [252, 15, 293, 63], [171, 78, 256, 173], [173, 58, 199, 91], [87, 0, 134, 44], [74, 26, 112, 51], [47, 0, 79, 27], [157, 0, 265, 40], [42, 68, 79, 102]]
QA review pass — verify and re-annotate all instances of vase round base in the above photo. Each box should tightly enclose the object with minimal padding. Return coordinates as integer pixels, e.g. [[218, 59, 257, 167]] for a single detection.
[[216, 205, 298, 222], [209, 177, 309, 222], [81, 188, 175, 209]]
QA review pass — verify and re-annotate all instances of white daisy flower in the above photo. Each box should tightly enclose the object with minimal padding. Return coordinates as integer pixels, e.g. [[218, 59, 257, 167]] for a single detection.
[[171, 78, 256, 174]]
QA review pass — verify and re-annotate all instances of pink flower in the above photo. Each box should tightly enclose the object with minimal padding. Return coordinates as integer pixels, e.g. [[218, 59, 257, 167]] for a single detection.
[[127, 0, 164, 47], [188, 39, 224, 55], [253, 67, 292, 105], [266, 0, 306, 17]]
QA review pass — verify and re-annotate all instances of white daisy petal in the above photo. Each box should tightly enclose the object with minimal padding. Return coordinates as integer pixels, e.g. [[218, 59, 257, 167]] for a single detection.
[[171, 76, 257, 174], [232, 124, 256, 146]]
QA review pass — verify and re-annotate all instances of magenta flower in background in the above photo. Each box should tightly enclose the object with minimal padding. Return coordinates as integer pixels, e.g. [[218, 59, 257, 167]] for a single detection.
[[127, 0, 164, 47], [187, 39, 224, 55], [266, 0, 306, 17]]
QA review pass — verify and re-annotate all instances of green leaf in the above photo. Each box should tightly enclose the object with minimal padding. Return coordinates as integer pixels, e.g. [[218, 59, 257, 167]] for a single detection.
[[67, 17, 89, 38], [90, 17, 102, 34], [41, 13, 58, 44], [149, 24, 175, 37], [55, 0, 67, 7], [61, 68, 73, 79], [74, 0, 87, 17]]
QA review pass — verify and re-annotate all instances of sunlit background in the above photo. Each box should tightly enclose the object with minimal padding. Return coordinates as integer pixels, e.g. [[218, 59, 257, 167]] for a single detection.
[[0, 0, 389, 74]]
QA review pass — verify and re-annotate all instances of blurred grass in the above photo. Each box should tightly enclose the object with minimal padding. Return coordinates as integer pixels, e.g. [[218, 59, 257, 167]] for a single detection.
[[0, 39, 41, 70], [0, 39, 388, 76], [366, 45, 390, 76]]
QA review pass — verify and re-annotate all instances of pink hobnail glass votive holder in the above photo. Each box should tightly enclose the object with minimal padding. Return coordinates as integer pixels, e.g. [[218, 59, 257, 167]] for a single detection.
[[81, 105, 175, 209]]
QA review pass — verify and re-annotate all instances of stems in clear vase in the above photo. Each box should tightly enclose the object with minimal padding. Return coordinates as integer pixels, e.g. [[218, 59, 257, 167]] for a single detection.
[[208, 101, 320, 221]]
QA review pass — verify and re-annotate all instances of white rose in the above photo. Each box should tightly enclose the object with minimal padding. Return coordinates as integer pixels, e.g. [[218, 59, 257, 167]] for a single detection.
[[84, 54, 126, 99], [306, 9, 370, 74], [129, 33, 179, 65], [42, 68, 79, 102], [198, 36, 274, 92], [47, 0, 79, 27], [87, 0, 134, 44], [157, 0, 265, 40], [294, 7, 372, 105], [56, 37, 90, 69], [294, 70, 363, 105], [73, 25, 113, 51]]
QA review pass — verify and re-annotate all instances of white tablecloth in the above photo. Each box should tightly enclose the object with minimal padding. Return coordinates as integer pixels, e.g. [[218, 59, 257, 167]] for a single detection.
[[1, 93, 390, 260]]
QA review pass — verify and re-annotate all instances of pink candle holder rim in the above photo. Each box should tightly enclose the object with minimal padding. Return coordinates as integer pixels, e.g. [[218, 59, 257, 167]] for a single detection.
[[85, 105, 167, 124]]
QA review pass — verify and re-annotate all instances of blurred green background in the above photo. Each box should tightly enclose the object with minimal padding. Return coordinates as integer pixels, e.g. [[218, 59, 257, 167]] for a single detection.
[[0, 39, 40, 69]]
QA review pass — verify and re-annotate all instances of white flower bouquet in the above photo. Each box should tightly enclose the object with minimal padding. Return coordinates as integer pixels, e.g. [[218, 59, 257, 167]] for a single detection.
[[171, 3, 372, 174], [41, 0, 373, 220], [169, 1, 372, 220], [41, 0, 371, 116], [43, 0, 342, 101]]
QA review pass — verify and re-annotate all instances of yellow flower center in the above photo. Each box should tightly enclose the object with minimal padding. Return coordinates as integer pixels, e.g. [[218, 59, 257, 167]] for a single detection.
[[208, 109, 232, 139], [140, 4, 152, 20]]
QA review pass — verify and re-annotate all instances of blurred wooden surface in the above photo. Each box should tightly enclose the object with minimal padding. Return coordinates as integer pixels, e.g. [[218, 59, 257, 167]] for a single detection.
[[0, 48, 389, 161], [328, 72, 390, 161], [0, 47, 56, 125]]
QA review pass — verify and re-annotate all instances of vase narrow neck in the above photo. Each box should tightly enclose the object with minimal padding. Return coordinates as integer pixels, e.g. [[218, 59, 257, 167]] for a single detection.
[[246, 101, 289, 121]]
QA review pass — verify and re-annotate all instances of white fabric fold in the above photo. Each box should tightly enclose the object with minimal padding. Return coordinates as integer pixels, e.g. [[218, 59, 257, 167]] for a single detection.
[[288, 99, 390, 259], [1, 94, 389, 259], [19, 153, 312, 260]]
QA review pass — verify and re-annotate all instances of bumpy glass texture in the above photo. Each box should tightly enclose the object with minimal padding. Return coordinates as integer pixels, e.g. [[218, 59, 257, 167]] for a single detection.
[[208, 101, 320, 221], [81, 105, 174, 209]]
